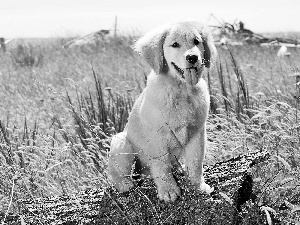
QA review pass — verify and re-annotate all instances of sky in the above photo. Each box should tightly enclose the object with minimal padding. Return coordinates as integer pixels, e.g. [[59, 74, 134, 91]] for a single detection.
[[0, 0, 299, 38]]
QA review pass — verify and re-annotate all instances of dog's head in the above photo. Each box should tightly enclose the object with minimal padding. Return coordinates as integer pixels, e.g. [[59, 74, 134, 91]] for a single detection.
[[134, 20, 217, 86]]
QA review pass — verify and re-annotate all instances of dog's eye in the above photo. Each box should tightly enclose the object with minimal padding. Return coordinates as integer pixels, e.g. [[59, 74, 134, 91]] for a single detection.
[[194, 39, 200, 45], [171, 42, 180, 48]]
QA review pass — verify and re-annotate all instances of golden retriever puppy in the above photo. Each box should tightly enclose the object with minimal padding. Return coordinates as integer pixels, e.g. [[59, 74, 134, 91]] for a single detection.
[[108, 20, 217, 202]]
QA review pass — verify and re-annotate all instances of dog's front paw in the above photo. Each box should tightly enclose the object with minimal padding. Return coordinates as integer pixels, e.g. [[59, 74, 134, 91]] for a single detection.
[[157, 181, 181, 202], [199, 181, 214, 194]]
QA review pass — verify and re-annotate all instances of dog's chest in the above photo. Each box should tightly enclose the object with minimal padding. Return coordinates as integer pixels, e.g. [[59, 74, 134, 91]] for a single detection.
[[167, 88, 209, 146]]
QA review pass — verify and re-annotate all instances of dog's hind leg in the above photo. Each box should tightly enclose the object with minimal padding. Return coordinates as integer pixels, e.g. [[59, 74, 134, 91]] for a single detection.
[[108, 132, 136, 192]]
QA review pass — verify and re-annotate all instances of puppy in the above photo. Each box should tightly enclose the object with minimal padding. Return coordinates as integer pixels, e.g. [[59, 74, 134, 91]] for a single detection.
[[108, 20, 217, 202]]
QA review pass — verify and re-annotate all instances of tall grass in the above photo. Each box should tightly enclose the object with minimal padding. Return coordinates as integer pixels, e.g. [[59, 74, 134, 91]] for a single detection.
[[0, 35, 300, 223]]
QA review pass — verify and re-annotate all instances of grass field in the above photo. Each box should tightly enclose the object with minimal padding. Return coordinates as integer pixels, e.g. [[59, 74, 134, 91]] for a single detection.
[[0, 34, 300, 223]]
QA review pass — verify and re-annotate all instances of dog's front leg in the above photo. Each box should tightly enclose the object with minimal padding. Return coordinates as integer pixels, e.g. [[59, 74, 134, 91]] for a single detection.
[[150, 155, 181, 202], [143, 135, 181, 202], [185, 124, 212, 194]]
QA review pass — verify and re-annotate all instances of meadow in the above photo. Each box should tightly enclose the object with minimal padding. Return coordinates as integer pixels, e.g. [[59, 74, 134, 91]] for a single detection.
[[0, 33, 300, 223]]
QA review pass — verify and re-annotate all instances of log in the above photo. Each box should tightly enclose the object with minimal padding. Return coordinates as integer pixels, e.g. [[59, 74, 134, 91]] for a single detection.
[[2, 150, 282, 224], [210, 19, 300, 47]]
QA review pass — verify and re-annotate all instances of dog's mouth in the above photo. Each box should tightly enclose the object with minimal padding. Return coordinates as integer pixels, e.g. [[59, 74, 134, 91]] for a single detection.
[[172, 62, 201, 86], [171, 62, 185, 79], [187, 66, 198, 73]]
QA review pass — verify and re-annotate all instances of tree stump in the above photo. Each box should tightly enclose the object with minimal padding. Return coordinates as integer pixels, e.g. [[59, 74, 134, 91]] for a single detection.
[[2, 150, 282, 225]]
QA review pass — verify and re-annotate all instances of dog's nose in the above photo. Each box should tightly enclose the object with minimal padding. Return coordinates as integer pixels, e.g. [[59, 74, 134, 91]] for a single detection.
[[186, 54, 198, 64]]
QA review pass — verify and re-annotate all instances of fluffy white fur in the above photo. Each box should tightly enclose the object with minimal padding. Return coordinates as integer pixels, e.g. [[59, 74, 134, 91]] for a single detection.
[[108, 20, 217, 202]]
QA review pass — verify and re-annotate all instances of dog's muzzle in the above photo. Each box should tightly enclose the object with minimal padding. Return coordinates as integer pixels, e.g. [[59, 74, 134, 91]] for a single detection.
[[171, 62, 202, 86]]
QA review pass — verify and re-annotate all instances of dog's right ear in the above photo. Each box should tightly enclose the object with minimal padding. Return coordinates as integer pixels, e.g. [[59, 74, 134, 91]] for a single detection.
[[134, 25, 170, 74]]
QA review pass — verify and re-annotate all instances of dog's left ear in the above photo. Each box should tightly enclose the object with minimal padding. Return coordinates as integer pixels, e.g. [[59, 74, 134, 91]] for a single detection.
[[198, 25, 217, 68], [134, 25, 170, 74]]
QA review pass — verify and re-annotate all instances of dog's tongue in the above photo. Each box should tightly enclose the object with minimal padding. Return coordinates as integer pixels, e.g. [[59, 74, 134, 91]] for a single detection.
[[185, 68, 199, 86]]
